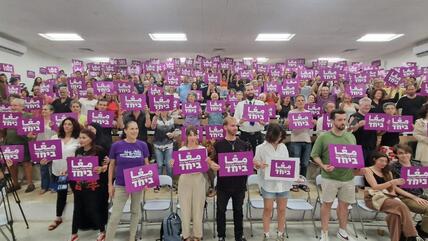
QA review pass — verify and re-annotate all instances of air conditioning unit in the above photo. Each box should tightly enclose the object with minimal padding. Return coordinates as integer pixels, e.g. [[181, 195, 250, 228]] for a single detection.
[[0, 36, 27, 56], [413, 41, 428, 57]]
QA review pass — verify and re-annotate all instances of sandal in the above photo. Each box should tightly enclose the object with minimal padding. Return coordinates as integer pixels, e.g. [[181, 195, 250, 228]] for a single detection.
[[96, 232, 105, 241], [48, 219, 63, 231], [70, 234, 79, 241], [299, 184, 310, 192], [291, 185, 299, 192]]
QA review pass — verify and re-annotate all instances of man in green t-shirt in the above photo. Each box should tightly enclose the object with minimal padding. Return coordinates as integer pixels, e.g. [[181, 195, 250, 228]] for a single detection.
[[311, 109, 357, 241]]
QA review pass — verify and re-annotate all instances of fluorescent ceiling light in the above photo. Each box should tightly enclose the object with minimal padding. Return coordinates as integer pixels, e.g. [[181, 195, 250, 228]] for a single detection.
[[318, 57, 346, 62], [180, 57, 186, 63], [149, 33, 187, 41], [243, 57, 254, 60], [255, 33, 295, 41], [257, 57, 269, 63], [357, 33, 404, 42], [87, 57, 110, 63], [38, 33, 84, 41]]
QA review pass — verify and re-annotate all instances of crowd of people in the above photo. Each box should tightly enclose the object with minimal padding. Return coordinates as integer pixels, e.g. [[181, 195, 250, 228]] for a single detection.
[[1, 57, 428, 241]]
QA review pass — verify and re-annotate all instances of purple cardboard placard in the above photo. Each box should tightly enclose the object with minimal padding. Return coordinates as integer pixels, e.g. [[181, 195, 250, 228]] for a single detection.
[[94, 81, 115, 95], [269, 68, 282, 78], [40, 82, 54, 94], [386, 115, 413, 133], [279, 84, 298, 97], [371, 60, 381, 67], [421, 82, 428, 96], [102, 64, 117, 73], [87, 110, 114, 127], [67, 77, 86, 92], [29, 139, 62, 162], [127, 65, 141, 75], [364, 113, 388, 131], [45, 66, 59, 75], [239, 70, 253, 80], [400, 66, 418, 78], [205, 125, 225, 140], [182, 102, 201, 116], [17, 117, 44, 135], [51, 112, 78, 131], [6, 85, 21, 96], [384, 69, 402, 87], [206, 100, 225, 113], [328, 144, 364, 168], [39, 67, 47, 75], [242, 104, 269, 122], [0, 145, 24, 163], [227, 101, 238, 114], [67, 156, 99, 181], [172, 148, 208, 175], [401, 167, 428, 189], [148, 86, 164, 96], [204, 73, 221, 84], [24, 97, 43, 110], [149, 95, 174, 112], [190, 90, 203, 101], [285, 58, 305, 68], [0, 112, 22, 129], [114, 81, 134, 94], [165, 74, 181, 86], [297, 68, 314, 81], [180, 126, 204, 143], [218, 151, 254, 177], [288, 112, 314, 130], [0, 104, 11, 112], [345, 84, 366, 98], [351, 73, 370, 84], [119, 94, 146, 111], [265, 158, 299, 181], [72, 59, 84, 73], [27, 70, 36, 78], [264, 82, 279, 93], [0, 63, 14, 73], [305, 103, 322, 118], [123, 164, 160, 193], [322, 114, 332, 131], [320, 68, 339, 82]]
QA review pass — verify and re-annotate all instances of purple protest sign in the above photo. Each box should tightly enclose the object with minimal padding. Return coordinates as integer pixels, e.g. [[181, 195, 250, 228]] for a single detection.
[[17, 117, 44, 135], [29, 139, 63, 162], [148, 85, 164, 96], [322, 114, 333, 131], [123, 164, 160, 193], [345, 84, 366, 98], [181, 126, 204, 142], [206, 100, 225, 113], [400, 167, 428, 189], [265, 159, 299, 181], [0, 63, 14, 73], [172, 148, 208, 175], [182, 102, 201, 116], [227, 101, 238, 114], [351, 73, 370, 84], [94, 81, 115, 95], [67, 156, 99, 181], [242, 104, 269, 122], [6, 85, 21, 96], [24, 97, 43, 111], [239, 70, 253, 80], [87, 110, 114, 127], [264, 82, 279, 93], [0, 145, 24, 163], [218, 151, 254, 177], [204, 72, 221, 84], [39, 67, 47, 75], [304, 103, 322, 118], [256, 64, 268, 73], [149, 95, 174, 112], [279, 84, 298, 97], [114, 81, 134, 94], [364, 113, 388, 131], [165, 74, 180, 86], [180, 68, 193, 77], [102, 64, 117, 74], [190, 90, 203, 101], [45, 66, 59, 75], [205, 125, 225, 140], [0, 112, 22, 129], [421, 82, 428, 96], [67, 77, 86, 92], [384, 69, 402, 87], [297, 68, 314, 81], [328, 144, 364, 168], [26, 70, 36, 78], [285, 58, 305, 68], [320, 68, 339, 82], [51, 112, 78, 131], [0, 104, 11, 112], [119, 94, 146, 111], [288, 112, 314, 130], [400, 66, 418, 78], [386, 115, 413, 133], [72, 59, 84, 73], [40, 81, 54, 94]]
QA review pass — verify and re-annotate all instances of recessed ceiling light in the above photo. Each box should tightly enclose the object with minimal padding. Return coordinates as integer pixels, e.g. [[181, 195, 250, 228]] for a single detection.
[[318, 57, 346, 62], [255, 33, 295, 42], [149, 33, 187, 41], [257, 57, 269, 63], [87, 57, 110, 63], [357, 34, 404, 42], [38, 33, 84, 41]]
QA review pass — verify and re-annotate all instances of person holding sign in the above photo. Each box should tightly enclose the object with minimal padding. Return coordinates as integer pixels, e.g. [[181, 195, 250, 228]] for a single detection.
[[363, 152, 426, 241], [105, 120, 150, 241], [182, 92, 202, 127], [69, 129, 109, 241], [390, 144, 428, 238], [310, 109, 358, 241], [414, 104, 428, 166], [208, 116, 251, 241], [253, 123, 292, 241], [233, 83, 265, 153], [171, 126, 209, 241]]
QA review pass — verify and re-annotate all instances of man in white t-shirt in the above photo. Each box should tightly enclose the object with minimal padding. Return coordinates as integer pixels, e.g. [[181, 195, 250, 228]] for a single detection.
[[79, 87, 98, 116]]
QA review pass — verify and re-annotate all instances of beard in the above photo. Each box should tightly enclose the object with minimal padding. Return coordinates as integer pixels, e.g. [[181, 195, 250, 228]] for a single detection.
[[335, 124, 346, 130], [246, 94, 254, 101]]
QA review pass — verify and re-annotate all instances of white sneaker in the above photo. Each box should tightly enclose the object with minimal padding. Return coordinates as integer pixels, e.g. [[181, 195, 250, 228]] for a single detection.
[[337, 229, 356, 241], [320, 231, 329, 241]]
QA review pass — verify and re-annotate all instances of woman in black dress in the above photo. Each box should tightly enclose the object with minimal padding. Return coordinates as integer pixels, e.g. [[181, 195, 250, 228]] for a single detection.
[[69, 128, 109, 241]]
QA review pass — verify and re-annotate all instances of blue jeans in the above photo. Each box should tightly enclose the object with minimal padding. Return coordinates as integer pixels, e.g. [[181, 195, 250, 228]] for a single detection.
[[289, 142, 312, 177], [154, 147, 173, 177], [40, 163, 53, 190]]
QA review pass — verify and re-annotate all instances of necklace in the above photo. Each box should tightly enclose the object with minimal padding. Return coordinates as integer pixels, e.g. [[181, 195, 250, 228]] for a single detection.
[[225, 139, 236, 151]]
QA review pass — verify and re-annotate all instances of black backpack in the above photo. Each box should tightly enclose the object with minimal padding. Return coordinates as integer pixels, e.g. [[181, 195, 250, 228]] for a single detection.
[[157, 212, 182, 241]]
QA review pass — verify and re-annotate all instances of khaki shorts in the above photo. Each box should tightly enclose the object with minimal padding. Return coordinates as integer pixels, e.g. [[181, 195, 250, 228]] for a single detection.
[[321, 178, 356, 204]]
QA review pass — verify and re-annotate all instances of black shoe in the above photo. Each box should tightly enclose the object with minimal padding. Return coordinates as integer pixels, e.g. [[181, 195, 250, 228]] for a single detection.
[[416, 223, 428, 239], [236, 237, 247, 241], [25, 183, 35, 193]]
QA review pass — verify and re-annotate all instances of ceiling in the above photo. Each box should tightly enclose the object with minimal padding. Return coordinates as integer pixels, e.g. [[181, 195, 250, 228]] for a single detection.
[[1, 0, 428, 63]]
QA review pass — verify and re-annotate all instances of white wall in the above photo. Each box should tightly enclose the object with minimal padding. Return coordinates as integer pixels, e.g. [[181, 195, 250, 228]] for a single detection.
[[0, 47, 71, 88], [381, 46, 428, 69]]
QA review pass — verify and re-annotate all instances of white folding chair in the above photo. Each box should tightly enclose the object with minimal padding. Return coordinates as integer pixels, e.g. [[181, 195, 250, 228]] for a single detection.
[[286, 176, 318, 239], [140, 175, 173, 238], [313, 175, 358, 238]]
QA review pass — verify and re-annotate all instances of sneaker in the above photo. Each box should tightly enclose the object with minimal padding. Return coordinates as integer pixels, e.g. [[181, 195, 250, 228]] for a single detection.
[[218, 237, 225, 241], [237, 237, 247, 241], [320, 231, 329, 241], [263, 233, 270, 241], [337, 229, 356, 241], [154, 186, 160, 193], [276, 232, 285, 241], [25, 183, 35, 193]]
